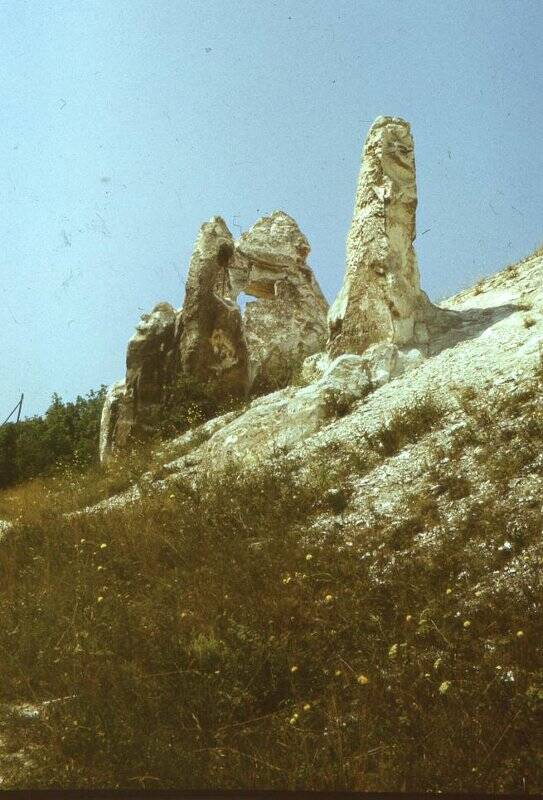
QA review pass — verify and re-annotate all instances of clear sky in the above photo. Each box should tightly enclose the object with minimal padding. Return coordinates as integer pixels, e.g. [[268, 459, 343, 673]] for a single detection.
[[2, 0, 542, 418]]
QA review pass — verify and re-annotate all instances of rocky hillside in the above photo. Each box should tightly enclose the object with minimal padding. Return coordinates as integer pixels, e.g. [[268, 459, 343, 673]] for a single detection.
[[88, 117, 543, 517], [0, 117, 541, 791]]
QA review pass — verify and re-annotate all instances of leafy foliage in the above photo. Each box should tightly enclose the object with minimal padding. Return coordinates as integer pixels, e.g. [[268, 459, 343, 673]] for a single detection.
[[0, 388, 107, 488]]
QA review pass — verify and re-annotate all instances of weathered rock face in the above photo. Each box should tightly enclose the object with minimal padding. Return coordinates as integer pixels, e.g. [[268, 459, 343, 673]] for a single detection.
[[99, 380, 127, 464], [99, 303, 177, 462], [175, 211, 328, 398], [100, 212, 328, 462], [233, 211, 329, 392], [177, 216, 249, 399], [328, 116, 431, 358]]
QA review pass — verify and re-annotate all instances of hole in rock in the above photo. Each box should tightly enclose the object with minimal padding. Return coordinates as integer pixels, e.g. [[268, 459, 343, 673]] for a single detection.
[[237, 292, 258, 311]]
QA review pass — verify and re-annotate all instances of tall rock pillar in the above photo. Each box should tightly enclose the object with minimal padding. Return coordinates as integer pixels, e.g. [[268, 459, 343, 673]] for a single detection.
[[328, 116, 424, 358], [176, 216, 249, 399]]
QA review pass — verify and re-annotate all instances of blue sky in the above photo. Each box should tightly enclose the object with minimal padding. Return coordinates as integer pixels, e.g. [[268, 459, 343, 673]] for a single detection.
[[1, 0, 542, 417]]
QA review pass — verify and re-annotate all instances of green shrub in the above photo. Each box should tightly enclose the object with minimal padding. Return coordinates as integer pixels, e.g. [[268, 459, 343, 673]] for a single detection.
[[0, 388, 107, 489]]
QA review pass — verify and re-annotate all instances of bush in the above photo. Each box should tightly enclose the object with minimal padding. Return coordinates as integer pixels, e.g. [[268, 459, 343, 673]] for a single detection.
[[0, 388, 107, 489]]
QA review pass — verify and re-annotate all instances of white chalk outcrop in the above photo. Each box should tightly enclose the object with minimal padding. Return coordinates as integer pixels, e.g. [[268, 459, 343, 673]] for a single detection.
[[149, 247, 543, 491], [327, 116, 429, 356], [98, 115, 541, 491], [100, 212, 328, 462], [234, 211, 329, 392]]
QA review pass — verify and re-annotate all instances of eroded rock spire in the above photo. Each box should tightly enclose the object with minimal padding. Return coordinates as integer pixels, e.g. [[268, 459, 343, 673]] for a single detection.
[[177, 216, 249, 399], [328, 116, 428, 357], [99, 302, 177, 464]]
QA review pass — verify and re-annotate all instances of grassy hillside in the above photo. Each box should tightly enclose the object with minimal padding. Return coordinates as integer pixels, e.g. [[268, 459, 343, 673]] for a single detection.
[[0, 359, 541, 791]]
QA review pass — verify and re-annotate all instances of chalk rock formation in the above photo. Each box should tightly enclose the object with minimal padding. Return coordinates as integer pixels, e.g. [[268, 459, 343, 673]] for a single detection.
[[99, 303, 177, 463], [328, 116, 432, 358], [175, 212, 328, 397], [194, 342, 425, 471], [199, 353, 371, 471], [233, 211, 329, 391], [177, 217, 249, 399], [99, 381, 126, 465], [100, 212, 328, 462]]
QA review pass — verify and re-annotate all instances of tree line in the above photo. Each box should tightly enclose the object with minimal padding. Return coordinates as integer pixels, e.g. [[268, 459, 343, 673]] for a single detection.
[[0, 387, 107, 489]]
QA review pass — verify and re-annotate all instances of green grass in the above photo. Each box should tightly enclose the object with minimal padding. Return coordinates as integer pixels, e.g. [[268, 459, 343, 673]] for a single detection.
[[0, 382, 541, 791]]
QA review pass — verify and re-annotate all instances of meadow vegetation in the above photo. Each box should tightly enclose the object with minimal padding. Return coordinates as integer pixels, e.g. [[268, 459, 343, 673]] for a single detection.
[[0, 374, 541, 792]]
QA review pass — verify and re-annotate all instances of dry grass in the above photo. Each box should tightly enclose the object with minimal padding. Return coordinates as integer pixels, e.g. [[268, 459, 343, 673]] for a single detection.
[[367, 394, 445, 456], [0, 383, 541, 792], [0, 442, 164, 522]]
